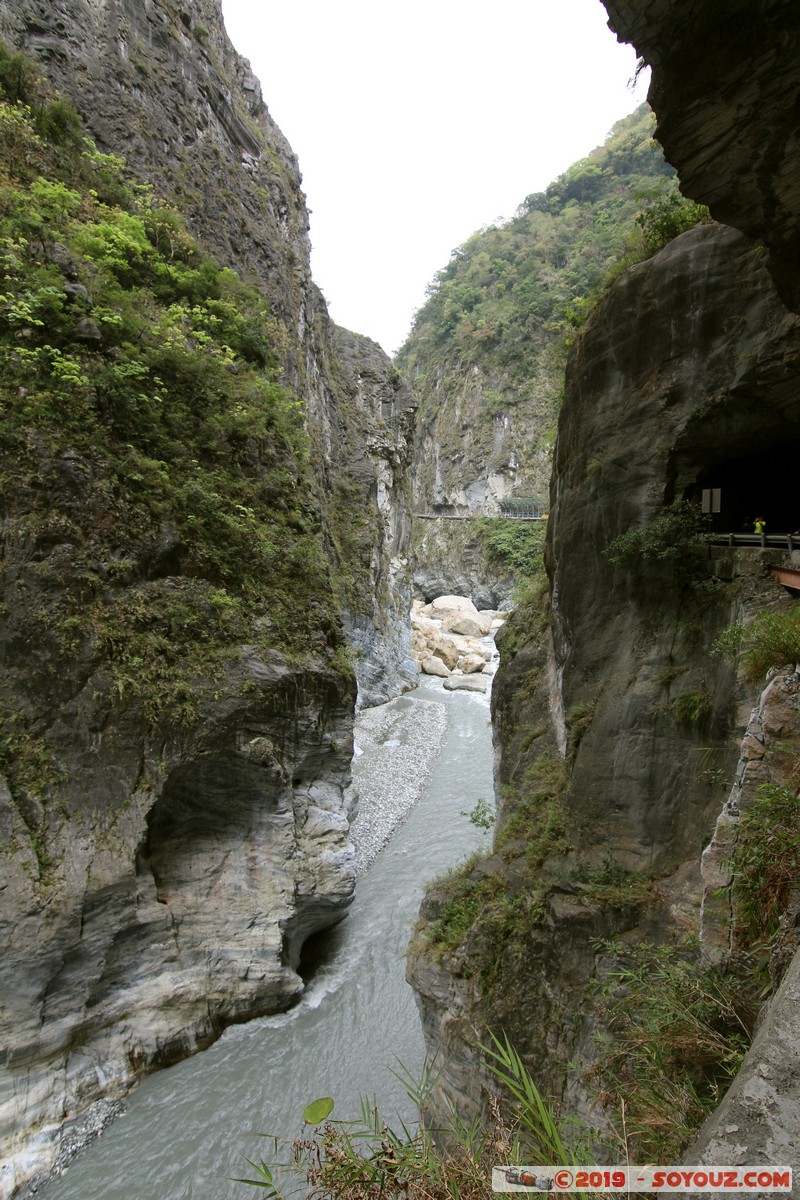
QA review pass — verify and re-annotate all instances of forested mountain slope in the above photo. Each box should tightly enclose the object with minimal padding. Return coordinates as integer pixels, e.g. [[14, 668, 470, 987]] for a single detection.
[[401, 105, 708, 602], [400, 104, 679, 518]]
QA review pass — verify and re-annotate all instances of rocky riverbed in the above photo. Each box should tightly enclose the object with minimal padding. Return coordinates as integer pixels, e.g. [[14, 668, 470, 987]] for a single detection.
[[350, 694, 449, 875], [410, 594, 503, 692], [350, 597, 503, 874]]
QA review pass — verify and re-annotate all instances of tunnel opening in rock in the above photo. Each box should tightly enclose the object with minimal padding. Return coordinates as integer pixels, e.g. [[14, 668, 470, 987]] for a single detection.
[[684, 443, 800, 533], [295, 921, 349, 985]]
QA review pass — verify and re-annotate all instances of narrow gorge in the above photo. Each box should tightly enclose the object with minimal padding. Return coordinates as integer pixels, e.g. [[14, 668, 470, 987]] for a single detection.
[[1, 0, 800, 1196], [407, 0, 800, 1175]]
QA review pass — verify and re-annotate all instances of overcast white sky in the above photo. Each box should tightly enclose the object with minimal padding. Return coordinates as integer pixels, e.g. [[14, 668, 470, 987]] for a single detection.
[[220, 0, 648, 356]]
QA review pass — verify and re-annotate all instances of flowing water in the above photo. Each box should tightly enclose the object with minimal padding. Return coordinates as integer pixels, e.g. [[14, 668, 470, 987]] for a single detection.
[[43, 674, 495, 1200]]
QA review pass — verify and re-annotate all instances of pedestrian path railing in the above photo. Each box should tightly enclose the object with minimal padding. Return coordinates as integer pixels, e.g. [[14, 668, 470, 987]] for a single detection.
[[708, 532, 800, 550], [413, 498, 546, 522]]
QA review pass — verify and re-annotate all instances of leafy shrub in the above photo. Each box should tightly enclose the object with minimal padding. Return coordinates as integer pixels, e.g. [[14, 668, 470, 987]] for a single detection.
[[423, 864, 506, 957], [633, 185, 712, 258], [239, 1034, 584, 1198], [0, 46, 38, 106], [669, 686, 714, 729], [35, 96, 83, 148], [565, 699, 595, 761], [714, 605, 800, 681], [495, 754, 568, 868], [605, 500, 708, 568], [477, 518, 546, 577], [581, 857, 656, 910], [729, 783, 800, 943], [591, 942, 758, 1161]]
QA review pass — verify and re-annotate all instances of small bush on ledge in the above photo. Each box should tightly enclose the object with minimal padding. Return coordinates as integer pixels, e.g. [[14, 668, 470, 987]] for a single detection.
[[605, 501, 708, 568], [714, 605, 800, 682]]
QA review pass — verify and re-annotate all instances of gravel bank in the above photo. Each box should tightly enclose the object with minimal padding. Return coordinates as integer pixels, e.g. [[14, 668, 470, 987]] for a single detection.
[[350, 692, 448, 875]]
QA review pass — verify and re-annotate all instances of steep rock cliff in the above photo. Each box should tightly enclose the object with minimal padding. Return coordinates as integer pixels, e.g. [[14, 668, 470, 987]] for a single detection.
[[593, 1, 800, 1159], [548, 222, 799, 868], [406, 0, 800, 1167], [408, 221, 800, 1143], [0, 2, 414, 1194], [1, 654, 356, 1197], [0, 0, 417, 705], [602, 1, 800, 313]]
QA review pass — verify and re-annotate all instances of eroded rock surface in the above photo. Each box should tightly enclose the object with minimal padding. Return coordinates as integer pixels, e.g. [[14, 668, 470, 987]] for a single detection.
[[549, 221, 800, 867], [406, 0, 800, 1166], [0, 653, 357, 1198], [0, 1, 416, 1193], [684, 948, 800, 1172], [701, 668, 800, 969], [603, 1, 800, 313], [0, 0, 417, 707], [409, 221, 800, 1132]]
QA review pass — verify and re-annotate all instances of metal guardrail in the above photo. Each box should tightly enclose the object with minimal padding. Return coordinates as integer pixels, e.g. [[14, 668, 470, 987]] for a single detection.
[[707, 533, 799, 550], [413, 511, 547, 522], [413, 497, 547, 522]]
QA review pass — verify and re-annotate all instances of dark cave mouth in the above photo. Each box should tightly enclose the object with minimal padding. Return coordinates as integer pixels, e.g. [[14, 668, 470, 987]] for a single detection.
[[295, 921, 349, 985], [685, 443, 800, 533]]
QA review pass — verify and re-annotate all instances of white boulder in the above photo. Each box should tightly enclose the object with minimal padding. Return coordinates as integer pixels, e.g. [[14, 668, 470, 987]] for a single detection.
[[420, 654, 450, 678]]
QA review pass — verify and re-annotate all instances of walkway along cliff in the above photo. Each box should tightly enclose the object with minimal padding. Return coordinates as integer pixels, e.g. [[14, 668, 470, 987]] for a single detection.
[[0, 1, 415, 1195], [407, 0, 800, 1168]]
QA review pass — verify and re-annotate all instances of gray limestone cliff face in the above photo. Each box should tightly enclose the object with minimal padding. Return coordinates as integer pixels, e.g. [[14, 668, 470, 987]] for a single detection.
[[0, 653, 357, 1198], [602, 1, 800, 314], [404, 362, 552, 607], [409, 363, 552, 518], [548, 222, 800, 868], [0, 0, 308, 324], [0, 0, 416, 705], [686, 667, 800, 1176], [683, 945, 800, 1175], [701, 668, 800, 973], [407, 0, 800, 1162], [312, 325, 418, 707], [411, 519, 517, 611], [408, 221, 800, 1132], [404, 358, 548, 607], [0, 1, 416, 1194]]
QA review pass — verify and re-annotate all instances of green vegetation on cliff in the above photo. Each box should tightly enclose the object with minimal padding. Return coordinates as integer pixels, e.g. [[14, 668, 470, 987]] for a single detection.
[[399, 106, 685, 454], [715, 603, 800, 682], [476, 518, 546, 579], [242, 1036, 581, 1198], [591, 940, 758, 1160], [402, 104, 714, 384], [0, 53, 345, 748], [401, 105, 709, 559]]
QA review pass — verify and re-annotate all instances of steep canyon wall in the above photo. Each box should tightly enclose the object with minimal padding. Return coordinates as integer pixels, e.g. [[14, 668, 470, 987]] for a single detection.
[[0, 0, 417, 706], [0, 1, 414, 1194], [408, 224, 800, 1144], [410, 0, 800, 1167], [603, 0, 800, 313], [400, 105, 673, 604]]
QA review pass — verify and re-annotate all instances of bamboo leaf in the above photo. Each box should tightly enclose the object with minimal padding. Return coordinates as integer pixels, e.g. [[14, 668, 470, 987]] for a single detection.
[[303, 1096, 335, 1125]]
